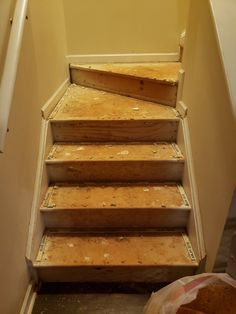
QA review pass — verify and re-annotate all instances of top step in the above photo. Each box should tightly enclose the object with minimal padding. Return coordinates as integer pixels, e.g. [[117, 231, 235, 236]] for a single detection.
[[71, 63, 180, 85], [70, 63, 180, 107]]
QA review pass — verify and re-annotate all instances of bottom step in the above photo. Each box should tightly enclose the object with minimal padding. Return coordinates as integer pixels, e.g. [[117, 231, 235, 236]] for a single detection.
[[34, 231, 198, 282]]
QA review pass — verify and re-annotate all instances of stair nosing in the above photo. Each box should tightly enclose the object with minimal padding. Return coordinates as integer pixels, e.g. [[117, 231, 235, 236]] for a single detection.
[[50, 117, 180, 122]]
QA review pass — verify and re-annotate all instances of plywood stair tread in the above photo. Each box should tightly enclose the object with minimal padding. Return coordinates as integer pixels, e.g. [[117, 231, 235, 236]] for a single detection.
[[46, 142, 184, 163], [41, 183, 190, 211], [50, 85, 179, 121], [70, 63, 180, 85], [34, 231, 197, 267]]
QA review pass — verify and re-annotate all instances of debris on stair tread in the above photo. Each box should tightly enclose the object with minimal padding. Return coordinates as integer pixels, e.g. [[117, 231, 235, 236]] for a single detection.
[[41, 183, 191, 210], [46, 143, 184, 162], [49, 85, 179, 121], [70, 62, 180, 84], [35, 232, 198, 266]]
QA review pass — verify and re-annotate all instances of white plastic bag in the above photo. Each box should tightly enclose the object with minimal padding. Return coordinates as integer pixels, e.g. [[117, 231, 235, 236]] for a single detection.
[[144, 273, 236, 314]]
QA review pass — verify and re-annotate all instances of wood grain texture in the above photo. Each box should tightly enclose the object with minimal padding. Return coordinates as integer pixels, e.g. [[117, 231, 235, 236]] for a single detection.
[[46, 143, 184, 183], [71, 63, 180, 84], [46, 142, 184, 162], [50, 85, 179, 142], [70, 67, 178, 107], [36, 266, 197, 283], [51, 120, 179, 142], [34, 231, 197, 282], [41, 183, 190, 229], [50, 85, 179, 120]]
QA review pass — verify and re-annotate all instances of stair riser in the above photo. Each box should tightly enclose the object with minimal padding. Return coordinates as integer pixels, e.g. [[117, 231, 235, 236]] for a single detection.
[[46, 161, 184, 182], [70, 68, 178, 107], [36, 266, 196, 283], [51, 120, 179, 142], [42, 208, 190, 229]]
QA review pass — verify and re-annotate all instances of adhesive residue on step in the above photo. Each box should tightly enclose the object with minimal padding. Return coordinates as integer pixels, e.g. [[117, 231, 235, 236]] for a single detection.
[[103, 253, 110, 259], [117, 150, 129, 155]]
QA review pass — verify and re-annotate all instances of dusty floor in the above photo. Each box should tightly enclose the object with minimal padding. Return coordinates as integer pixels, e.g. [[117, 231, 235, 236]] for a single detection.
[[32, 283, 163, 314]]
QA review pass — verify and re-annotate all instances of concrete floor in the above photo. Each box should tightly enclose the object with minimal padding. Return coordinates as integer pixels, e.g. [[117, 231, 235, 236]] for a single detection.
[[32, 283, 162, 314]]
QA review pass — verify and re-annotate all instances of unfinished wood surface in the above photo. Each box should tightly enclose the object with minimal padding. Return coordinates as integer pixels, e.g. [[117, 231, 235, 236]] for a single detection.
[[34, 231, 198, 282], [50, 85, 178, 120], [47, 142, 183, 162], [46, 143, 184, 182], [70, 67, 178, 107], [51, 120, 179, 143], [71, 63, 180, 84], [50, 85, 179, 142], [36, 265, 197, 283], [41, 183, 190, 229]]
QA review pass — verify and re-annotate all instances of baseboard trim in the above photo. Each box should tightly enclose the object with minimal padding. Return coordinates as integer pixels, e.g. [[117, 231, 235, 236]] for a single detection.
[[41, 78, 70, 119], [19, 283, 36, 314], [182, 117, 206, 261], [66, 53, 180, 64], [26, 120, 51, 261], [177, 100, 188, 118]]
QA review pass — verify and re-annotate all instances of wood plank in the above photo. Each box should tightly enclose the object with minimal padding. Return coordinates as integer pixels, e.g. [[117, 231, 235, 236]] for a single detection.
[[46, 143, 184, 182], [47, 142, 183, 162], [70, 67, 178, 107], [50, 85, 179, 142], [41, 183, 191, 229], [50, 85, 179, 120], [51, 120, 179, 143], [36, 266, 197, 283], [34, 231, 198, 282], [71, 63, 180, 84]]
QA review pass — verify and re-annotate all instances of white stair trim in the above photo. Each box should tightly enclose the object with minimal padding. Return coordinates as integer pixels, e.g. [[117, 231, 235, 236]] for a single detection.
[[19, 282, 36, 314], [67, 53, 180, 64], [41, 78, 70, 119]]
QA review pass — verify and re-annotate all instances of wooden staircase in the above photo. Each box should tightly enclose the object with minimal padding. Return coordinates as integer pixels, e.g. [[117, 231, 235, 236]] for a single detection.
[[33, 62, 199, 283]]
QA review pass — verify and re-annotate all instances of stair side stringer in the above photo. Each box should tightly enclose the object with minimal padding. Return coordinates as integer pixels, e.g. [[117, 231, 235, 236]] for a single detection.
[[26, 78, 70, 267], [177, 117, 206, 269], [25, 119, 53, 265]]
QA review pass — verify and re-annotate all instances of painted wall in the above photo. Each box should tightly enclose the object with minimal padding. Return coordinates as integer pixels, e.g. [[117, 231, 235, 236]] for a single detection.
[[182, 0, 236, 271], [63, 0, 190, 55], [210, 0, 236, 120], [0, 1, 68, 313]]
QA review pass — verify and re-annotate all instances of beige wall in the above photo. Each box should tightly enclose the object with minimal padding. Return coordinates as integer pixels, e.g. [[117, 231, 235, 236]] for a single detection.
[[182, 0, 236, 271], [0, 1, 68, 313], [63, 0, 190, 55], [210, 0, 236, 119]]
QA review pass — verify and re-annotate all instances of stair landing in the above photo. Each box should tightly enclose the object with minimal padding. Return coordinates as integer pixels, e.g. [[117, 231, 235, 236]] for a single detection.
[[50, 85, 180, 142], [50, 85, 178, 121]]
